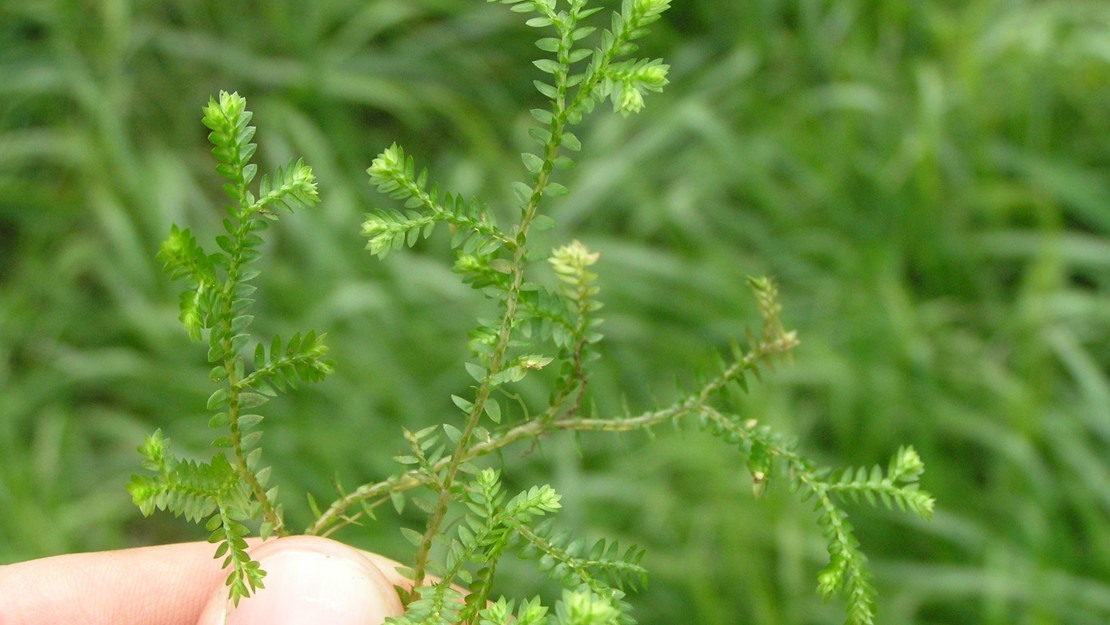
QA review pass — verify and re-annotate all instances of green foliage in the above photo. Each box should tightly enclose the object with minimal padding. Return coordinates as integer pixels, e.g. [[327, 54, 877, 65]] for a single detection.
[[362, 143, 510, 259], [126, 429, 263, 602], [8, 0, 1110, 624], [128, 91, 332, 605], [124, 1, 933, 623]]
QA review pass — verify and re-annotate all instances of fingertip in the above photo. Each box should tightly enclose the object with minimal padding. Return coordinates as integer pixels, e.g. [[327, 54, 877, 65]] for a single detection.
[[195, 536, 404, 625]]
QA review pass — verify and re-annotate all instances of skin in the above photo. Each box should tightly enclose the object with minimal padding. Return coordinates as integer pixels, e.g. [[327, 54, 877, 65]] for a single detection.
[[0, 537, 408, 625]]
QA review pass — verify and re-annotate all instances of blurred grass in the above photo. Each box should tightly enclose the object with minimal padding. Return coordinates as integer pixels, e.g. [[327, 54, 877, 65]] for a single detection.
[[2, 0, 1110, 623]]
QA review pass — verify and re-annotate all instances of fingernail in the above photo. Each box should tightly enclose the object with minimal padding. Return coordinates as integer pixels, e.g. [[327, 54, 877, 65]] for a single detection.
[[219, 550, 397, 625]]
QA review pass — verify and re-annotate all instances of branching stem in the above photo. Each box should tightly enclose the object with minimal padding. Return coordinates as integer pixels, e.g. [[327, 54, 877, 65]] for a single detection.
[[308, 331, 799, 537], [407, 1, 587, 589], [219, 214, 285, 537]]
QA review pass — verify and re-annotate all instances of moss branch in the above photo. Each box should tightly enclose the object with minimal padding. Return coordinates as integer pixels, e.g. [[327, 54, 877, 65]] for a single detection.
[[307, 329, 799, 537]]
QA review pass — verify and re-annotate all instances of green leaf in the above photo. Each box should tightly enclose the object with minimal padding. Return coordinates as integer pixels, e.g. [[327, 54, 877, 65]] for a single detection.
[[535, 37, 560, 52], [207, 389, 229, 410], [513, 181, 534, 206], [464, 361, 487, 382], [443, 423, 464, 443], [553, 156, 575, 170], [452, 394, 475, 413], [237, 414, 263, 429], [546, 182, 569, 197], [561, 132, 582, 151], [521, 152, 544, 174], [390, 490, 406, 515], [530, 108, 554, 124], [238, 393, 269, 409], [484, 399, 502, 424], [401, 527, 425, 547], [534, 80, 558, 99], [532, 58, 561, 74], [532, 215, 558, 231]]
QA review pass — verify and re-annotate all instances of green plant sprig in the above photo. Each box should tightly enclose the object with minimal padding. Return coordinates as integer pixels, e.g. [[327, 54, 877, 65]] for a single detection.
[[131, 2, 935, 623], [365, 0, 674, 594], [306, 277, 800, 537], [128, 91, 332, 606]]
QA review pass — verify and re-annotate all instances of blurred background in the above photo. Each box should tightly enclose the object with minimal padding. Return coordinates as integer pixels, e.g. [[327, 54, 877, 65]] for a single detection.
[[3, 0, 1110, 623]]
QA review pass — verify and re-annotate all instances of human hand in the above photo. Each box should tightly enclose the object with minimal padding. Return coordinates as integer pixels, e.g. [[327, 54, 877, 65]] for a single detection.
[[0, 536, 405, 625]]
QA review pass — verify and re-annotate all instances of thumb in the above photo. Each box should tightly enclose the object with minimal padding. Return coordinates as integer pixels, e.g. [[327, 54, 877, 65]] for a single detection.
[[196, 536, 404, 625]]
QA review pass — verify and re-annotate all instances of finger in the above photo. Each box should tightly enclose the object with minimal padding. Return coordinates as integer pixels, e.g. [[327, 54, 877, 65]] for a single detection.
[[195, 536, 404, 625], [0, 541, 233, 625]]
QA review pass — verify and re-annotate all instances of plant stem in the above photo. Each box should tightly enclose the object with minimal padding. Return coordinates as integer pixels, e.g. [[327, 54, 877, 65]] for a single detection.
[[307, 331, 798, 537], [406, 8, 585, 587], [220, 215, 285, 537]]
